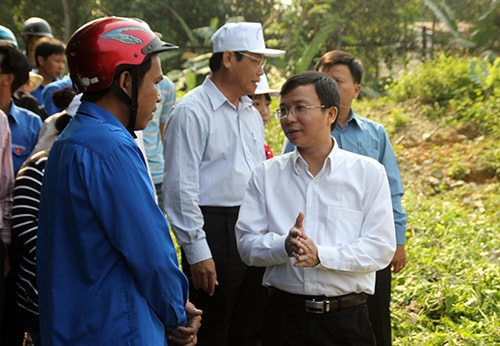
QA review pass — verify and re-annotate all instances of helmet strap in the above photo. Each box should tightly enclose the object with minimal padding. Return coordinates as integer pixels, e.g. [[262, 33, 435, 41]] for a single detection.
[[111, 69, 139, 137]]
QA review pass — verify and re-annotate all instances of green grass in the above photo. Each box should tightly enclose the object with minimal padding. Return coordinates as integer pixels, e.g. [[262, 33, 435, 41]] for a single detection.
[[392, 186, 500, 345]]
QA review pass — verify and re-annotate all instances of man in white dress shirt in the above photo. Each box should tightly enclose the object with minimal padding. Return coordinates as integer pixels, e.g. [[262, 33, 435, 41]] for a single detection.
[[163, 22, 284, 346], [235, 71, 396, 346]]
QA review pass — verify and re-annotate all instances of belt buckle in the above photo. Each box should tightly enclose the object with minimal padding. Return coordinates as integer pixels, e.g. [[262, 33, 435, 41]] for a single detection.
[[305, 299, 330, 314]]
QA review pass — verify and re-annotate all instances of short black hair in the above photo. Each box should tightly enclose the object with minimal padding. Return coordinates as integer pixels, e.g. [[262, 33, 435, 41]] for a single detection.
[[208, 52, 223, 72], [208, 51, 244, 73], [280, 71, 340, 130], [34, 37, 66, 67], [250, 93, 271, 102], [52, 86, 76, 109], [54, 112, 72, 133], [0, 45, 31, 93], [314, 50, 364, 85]]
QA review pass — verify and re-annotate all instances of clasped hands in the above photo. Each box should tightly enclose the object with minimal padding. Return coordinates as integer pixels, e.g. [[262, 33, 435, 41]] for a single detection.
[[285, 212, 319, 267], [166, 301, 202, 346]]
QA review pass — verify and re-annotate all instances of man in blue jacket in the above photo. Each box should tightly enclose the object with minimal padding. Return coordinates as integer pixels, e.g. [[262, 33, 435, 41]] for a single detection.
[[37, 17, 201, 345]]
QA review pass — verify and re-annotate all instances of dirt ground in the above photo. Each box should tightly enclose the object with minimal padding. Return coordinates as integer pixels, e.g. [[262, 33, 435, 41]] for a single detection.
[[376, 101, 498, 194]]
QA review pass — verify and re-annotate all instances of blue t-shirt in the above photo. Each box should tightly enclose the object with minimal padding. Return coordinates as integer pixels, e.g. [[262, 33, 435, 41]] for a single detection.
[[37, 101, 188, 345], [8, 102, 42, 173], [30, 83, 45, 106], [143, 77, 176, 184]]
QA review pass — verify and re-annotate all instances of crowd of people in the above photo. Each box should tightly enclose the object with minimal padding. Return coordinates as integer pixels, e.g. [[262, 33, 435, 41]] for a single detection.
[[0, 15, 407, 346]]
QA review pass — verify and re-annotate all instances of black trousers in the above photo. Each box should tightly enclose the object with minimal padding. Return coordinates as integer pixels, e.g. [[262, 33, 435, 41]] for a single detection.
[[1, 245, 24, 346], [182, 206, 252, 346], [263, 296, 375, 346], [229, 266, 267, 346], [154, 183, 164, 212], [367, 264, 392, 346]]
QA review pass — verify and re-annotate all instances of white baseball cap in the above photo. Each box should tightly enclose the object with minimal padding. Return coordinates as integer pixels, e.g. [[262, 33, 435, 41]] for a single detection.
[[211, 22, 285, 57], [254, 74, 280, 97]]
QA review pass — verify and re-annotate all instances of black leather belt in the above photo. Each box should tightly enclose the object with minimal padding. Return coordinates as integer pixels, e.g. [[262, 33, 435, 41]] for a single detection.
[[200, 206, 240, 214], [268, 287, 367, 314]]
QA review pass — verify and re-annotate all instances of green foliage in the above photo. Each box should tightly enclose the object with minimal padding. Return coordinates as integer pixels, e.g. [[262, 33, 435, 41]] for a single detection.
[[479, 141, 500, 178], [272, 0, 419, 86], [423, 0, 500, 53], [388, 54, 475, 105], [447, 87, 500, 137], [377, 104, 411, 138], [469, 56, 500, 96], [387, 54, 500, 142], [448, 163, 471, 180], [423, 0, 476, 49], [470, 0, 500, 52], [264, 97, 286, 155], [393, 187, 500, 345]]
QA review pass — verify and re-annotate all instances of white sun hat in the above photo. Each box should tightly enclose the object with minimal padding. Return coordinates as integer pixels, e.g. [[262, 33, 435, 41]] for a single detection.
[[254, 73, 280, 97], [211, 22, 285, 57]]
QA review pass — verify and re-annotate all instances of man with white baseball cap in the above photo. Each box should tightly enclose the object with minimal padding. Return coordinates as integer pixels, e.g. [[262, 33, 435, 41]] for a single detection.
[[163, 22, 284, 346], [211, 22, 285, 57]]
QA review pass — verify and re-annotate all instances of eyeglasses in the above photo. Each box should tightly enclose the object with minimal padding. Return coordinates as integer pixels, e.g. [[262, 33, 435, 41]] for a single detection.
[[238, 52, 266, 68], [274, 104, 326, 119]]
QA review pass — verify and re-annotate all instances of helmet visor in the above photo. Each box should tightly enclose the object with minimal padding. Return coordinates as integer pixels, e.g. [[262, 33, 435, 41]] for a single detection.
[[141, 36, 178, 55]]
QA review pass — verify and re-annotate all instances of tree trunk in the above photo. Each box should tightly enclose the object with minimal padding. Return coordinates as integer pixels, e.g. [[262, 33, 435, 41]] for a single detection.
[[61, 0, 71, 43]]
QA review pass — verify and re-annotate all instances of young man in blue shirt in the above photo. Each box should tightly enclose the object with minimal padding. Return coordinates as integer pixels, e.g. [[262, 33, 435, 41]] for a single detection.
[[37, 17, 201, 345], [0, 46, 43, 175]]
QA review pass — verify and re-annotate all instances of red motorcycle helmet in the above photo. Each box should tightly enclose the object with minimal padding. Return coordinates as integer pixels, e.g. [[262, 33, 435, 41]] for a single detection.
[[66, 16, 178, 93]]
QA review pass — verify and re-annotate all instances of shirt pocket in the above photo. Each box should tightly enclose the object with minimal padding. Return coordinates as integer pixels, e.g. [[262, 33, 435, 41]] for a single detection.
[[325, 206, 363, 245]]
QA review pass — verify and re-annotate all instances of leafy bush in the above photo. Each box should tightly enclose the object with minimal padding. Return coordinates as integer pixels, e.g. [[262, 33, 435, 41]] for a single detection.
[[478, 142, 500, 178], [387, 55, 500, 141], [447, 87, 500, 138], [469, 57, 500, 97], [388, 54, 477, 105]]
